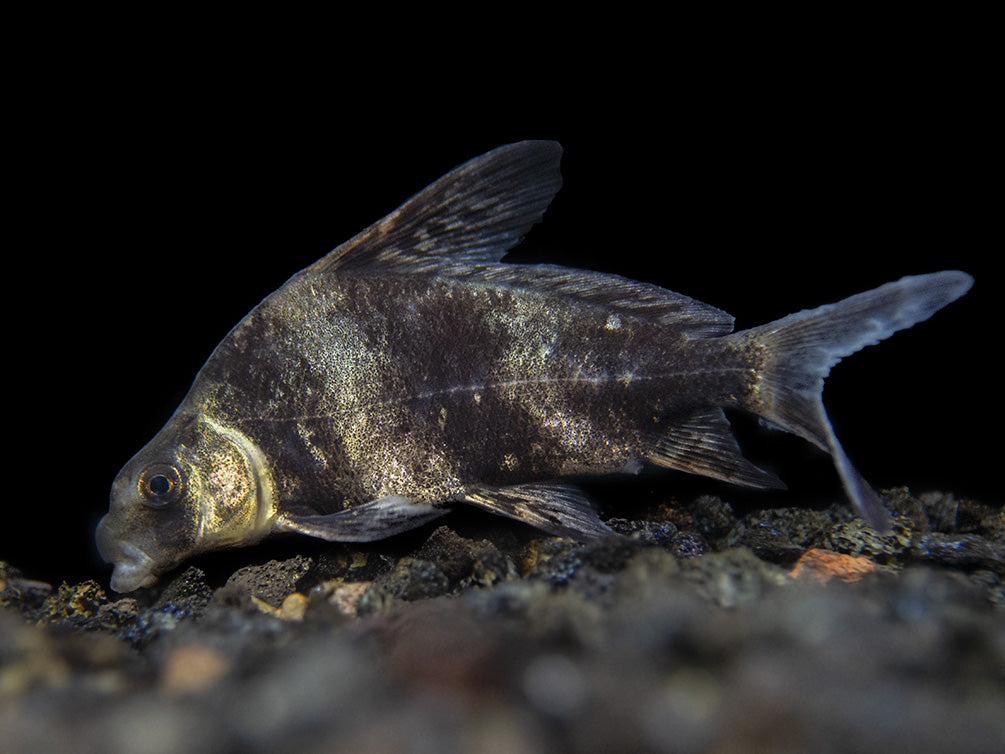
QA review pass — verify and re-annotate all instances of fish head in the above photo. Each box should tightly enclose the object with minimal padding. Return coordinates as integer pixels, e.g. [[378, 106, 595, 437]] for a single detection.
[[97, 413, 274, 592]]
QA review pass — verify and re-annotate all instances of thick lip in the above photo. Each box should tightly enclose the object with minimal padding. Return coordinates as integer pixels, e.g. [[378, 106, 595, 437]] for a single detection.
[[96, 517, 158, 592], [109, 547, 158, 592]]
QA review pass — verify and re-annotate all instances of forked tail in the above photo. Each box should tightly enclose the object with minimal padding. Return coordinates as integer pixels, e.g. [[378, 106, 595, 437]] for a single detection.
[[735, 271, 973, 532]]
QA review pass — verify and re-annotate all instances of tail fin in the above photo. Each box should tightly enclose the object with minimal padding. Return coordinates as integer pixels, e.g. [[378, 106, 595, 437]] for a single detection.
[[737, 271, 973, 532]]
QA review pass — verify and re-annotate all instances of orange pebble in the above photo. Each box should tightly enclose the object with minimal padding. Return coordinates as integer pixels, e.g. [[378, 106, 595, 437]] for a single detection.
[[789, 549, 877, 584]]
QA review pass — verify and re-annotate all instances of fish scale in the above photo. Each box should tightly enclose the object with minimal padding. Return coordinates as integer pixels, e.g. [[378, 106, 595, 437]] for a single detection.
[[95, 141, 973, 592]]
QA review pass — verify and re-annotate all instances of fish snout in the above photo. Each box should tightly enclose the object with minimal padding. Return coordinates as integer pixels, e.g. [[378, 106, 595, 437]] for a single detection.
[[96, 515, 158, 592]]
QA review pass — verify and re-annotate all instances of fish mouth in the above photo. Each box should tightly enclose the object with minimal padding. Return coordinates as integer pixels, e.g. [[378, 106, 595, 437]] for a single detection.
[[96, 518, 159, 592]]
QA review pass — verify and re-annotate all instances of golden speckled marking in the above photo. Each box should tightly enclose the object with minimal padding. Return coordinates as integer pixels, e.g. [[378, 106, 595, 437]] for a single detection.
[[199, 417, 276, 545]]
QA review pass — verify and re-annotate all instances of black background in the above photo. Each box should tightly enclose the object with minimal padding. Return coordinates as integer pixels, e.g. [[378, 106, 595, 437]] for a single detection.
[[7, 38, 997, 589]]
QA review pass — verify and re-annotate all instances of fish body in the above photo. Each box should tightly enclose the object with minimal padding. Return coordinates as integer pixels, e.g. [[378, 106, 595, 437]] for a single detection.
[[96, 141, 973, 592]]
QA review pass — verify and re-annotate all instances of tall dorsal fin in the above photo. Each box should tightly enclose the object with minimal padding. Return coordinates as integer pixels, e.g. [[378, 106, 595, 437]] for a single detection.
[[291, 140, 733, 338], [302, 141, 563, 275]]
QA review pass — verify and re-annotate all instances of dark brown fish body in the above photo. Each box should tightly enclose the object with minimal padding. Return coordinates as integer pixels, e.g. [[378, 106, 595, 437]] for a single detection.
[[96, 141, 973, 592], [198, 267, 750, 503]]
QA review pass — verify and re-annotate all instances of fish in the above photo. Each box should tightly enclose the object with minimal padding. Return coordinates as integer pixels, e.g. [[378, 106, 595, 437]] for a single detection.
[[96, 141, 974, 592]]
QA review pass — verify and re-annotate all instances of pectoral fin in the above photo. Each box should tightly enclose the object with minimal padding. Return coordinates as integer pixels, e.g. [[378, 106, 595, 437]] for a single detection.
[[459, 482, 614, 540], [275, 496, 449, 542]]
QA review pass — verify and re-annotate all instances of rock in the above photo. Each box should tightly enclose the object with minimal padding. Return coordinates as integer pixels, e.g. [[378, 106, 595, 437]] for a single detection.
[[1, 488, 1003, 752], [217, 556, 312, 609]]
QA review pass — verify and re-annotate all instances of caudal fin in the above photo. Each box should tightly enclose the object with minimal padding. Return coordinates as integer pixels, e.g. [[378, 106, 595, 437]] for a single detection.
[[737, 271, 973, 532]]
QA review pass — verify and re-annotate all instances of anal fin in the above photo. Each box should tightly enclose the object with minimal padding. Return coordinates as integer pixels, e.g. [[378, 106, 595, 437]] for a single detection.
[[275, 496, 449, 542], [459, 482, 614, 540], [647, 408, 785, 490]]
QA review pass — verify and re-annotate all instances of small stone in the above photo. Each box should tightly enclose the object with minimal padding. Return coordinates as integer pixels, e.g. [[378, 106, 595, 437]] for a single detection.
[[789, 549, 878, 584], [37, 581, 109, 627], [913, 533, 1005, 573], [327, 582, 371, 617], [374, 557, 451, 604], [279, 593, 308, 621], [159, 644, 230, 694], [223, 556, 313, 608]]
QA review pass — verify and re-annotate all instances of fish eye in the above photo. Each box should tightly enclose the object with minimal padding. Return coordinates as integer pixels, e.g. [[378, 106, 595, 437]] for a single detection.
[[139, 465, 183, 508]]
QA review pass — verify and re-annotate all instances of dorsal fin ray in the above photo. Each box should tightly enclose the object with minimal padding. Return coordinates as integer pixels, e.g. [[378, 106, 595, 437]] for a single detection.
[[302, 141, 564, 275]]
